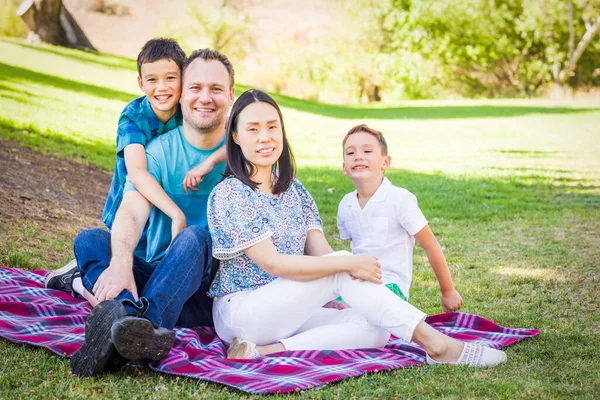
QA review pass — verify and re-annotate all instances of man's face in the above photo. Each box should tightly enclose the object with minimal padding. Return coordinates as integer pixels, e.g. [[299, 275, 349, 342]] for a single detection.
[[180, 58, 234, 133]]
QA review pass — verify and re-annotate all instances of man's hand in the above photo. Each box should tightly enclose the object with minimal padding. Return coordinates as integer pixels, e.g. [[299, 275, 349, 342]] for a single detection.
[[182, 162, 214, 194], [92, 259, 138, 303], [441, 288, 463, 312], [350, 254, 383, 284]]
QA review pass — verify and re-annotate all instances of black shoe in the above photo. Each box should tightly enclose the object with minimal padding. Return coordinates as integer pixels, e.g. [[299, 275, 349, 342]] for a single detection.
[[111, 315, 176, 362], [45, 259, 80, 296], [70, 300, 128, 377]]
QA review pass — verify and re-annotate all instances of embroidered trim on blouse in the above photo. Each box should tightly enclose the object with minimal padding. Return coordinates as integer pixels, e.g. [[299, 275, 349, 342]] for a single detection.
[[213, 230, 274, 260], [307, 225, 324, 232]]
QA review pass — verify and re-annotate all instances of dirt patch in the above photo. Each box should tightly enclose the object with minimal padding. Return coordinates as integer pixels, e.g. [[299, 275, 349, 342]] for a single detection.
[[0, 139, 111, 268]]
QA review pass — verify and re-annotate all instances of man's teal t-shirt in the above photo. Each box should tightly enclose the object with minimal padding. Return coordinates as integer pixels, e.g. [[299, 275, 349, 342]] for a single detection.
[[124, 126, 225, 264]]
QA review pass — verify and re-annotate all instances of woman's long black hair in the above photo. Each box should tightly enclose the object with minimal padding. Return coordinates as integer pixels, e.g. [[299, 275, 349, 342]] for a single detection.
[[223, 89, 296, 195]]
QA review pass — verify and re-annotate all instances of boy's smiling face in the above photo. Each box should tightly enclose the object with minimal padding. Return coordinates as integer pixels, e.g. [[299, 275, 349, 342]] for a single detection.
[[138, 58, 182, 122], [343, 131, 391, 182]]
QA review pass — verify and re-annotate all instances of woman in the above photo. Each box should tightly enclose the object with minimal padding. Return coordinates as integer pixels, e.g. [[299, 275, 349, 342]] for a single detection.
[[206, 89, 506, 366]]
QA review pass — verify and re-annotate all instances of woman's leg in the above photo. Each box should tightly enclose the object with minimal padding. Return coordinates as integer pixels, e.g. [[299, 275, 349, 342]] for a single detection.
[[213, 274, 408, 349], [279, 308, 390, 351]]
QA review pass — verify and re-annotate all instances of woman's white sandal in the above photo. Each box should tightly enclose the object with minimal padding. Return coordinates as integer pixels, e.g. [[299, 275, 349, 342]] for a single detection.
[[227, 338, 260, 359], [426, 342, 507, 367]]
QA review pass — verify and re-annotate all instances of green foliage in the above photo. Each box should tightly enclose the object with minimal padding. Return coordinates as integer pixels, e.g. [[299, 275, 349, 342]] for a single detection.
[[0, 0, 28, 38], [241, 0, 600, 102], [158, 0, 256, 66]]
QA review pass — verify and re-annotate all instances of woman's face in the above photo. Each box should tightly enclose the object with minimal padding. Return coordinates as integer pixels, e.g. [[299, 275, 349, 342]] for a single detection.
[[234, 101, 284, 175]]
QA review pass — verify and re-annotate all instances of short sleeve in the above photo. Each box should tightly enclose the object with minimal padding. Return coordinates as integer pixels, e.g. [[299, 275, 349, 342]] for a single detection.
[[396, 190, 428, 236], [337, 200, 351, 240], [208, 178, 273, 260], [292, 180, 323, 232], [116, 115, 149, 157]]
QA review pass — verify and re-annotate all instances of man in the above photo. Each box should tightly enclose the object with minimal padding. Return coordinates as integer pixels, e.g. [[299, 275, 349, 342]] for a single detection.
[[70, 49, 235, 377]]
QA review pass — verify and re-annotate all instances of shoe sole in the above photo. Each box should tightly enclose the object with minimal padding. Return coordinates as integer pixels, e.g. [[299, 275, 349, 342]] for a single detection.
[[70, 300, 127, 377], [111, 316, 175, 362], [227, 337, 253, 359]]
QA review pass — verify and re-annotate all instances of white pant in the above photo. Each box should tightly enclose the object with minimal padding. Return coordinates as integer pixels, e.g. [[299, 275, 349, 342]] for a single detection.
[[213, 271, 426, 351]]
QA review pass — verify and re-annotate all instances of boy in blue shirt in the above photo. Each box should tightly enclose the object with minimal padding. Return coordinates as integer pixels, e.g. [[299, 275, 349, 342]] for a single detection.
[[46, 38, 225, 299]]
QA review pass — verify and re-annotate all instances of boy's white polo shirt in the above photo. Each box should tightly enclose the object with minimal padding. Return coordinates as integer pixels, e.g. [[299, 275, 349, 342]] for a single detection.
[[337, 177, 428, 298]]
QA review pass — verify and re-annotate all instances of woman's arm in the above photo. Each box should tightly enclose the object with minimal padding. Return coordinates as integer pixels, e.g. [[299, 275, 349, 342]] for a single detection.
[[304, 229, 335, 256], [242, 233, 383, 284]]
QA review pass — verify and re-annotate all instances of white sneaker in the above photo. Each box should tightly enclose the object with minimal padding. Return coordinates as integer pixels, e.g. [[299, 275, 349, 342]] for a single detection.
[[426, 342, 507, 367], [227, 338, 260, 359]]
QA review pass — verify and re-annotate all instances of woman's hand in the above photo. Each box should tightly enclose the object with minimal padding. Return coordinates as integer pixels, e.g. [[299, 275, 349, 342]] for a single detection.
[[350, 254, 383, 284]]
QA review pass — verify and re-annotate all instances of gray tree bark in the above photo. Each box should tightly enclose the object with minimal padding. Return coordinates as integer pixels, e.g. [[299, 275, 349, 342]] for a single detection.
[[557, 15, 600, 83]]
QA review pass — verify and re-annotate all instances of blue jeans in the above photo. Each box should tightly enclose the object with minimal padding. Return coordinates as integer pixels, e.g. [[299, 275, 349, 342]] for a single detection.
[[73, 226, 218, 330]]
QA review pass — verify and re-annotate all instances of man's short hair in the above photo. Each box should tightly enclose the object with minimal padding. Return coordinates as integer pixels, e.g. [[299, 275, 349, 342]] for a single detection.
[[182, 49, 235, 89], [343, 124, 388, 155], [137, 38, 186, 76]]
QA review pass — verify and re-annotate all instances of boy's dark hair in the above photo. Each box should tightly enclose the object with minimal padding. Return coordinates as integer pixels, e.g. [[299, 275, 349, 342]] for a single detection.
[[343, 124, 388, 155], [137, 38, 186, 76], [182, 49, 235, 89], [223, 89, 295, 195]]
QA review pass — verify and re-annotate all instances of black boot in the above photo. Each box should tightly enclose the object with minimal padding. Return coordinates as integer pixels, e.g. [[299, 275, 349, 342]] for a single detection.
[[70, 300, 128, 377], [111, 314, 175, 362]]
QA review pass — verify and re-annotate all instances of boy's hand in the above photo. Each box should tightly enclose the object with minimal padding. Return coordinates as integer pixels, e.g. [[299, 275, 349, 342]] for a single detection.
[[182, 163, 214, 194], [350, 254, 383, 284], [441, 288, 463, 312], [167, 214, 187, 252]]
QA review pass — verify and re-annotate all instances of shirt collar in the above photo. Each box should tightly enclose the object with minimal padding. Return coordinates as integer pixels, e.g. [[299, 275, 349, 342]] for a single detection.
[[370, 176, 392, 203], [346, 176, 391, 208], [141, 97, 182, 135]]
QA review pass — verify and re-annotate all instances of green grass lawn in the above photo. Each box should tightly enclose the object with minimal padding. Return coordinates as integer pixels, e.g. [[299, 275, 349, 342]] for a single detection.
[[1, 36, 599, 399]]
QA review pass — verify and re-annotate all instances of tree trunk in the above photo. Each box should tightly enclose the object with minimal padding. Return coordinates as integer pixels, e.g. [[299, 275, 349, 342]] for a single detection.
[[17, 0, 95, 51], [557, 16, 600, 83]]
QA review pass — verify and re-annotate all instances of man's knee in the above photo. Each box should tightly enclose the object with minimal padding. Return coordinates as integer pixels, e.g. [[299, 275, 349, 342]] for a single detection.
[[74, 228, 109, 253], [175, 225, 211, 249]]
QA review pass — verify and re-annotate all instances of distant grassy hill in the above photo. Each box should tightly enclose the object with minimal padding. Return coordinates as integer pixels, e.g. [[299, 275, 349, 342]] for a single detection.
[[1, 37, 600, 399]]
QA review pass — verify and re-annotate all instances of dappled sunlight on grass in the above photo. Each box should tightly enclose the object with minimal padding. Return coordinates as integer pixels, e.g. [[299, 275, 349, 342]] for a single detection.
[[492, 266, 568, 283]]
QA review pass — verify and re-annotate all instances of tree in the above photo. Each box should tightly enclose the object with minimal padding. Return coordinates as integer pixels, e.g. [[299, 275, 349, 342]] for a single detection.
[[16, 0, 95, 50], [556, 1, 600, 82]]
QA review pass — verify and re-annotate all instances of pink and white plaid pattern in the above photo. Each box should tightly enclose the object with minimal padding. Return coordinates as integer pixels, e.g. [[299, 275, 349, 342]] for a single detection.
[[0, 267, 540, 394]]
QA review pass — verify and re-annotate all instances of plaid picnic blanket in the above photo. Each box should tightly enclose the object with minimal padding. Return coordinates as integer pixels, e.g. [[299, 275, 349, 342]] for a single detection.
[[0, 266, 539, 394]]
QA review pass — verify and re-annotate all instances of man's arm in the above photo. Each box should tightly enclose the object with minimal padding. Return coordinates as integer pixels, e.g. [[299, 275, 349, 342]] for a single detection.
[[124, 144, 187, 240], [92, 191, 152, 302]]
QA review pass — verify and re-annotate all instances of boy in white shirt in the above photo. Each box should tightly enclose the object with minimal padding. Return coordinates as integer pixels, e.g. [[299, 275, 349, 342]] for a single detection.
[[337, 124, 463, 312]]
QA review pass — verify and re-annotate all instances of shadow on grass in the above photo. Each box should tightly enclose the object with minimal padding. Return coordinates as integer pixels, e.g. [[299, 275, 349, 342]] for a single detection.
[[298, 166, 600, 223], [0, 62, 136, 103], [235, 85, 599, 120], [1, 117, 598, 222], [0, 119, 115, 171], [1, 37, 136, 72]]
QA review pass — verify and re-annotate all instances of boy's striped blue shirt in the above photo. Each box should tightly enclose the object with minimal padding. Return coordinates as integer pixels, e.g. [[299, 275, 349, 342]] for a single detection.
[[101, 95, 182, 230]]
